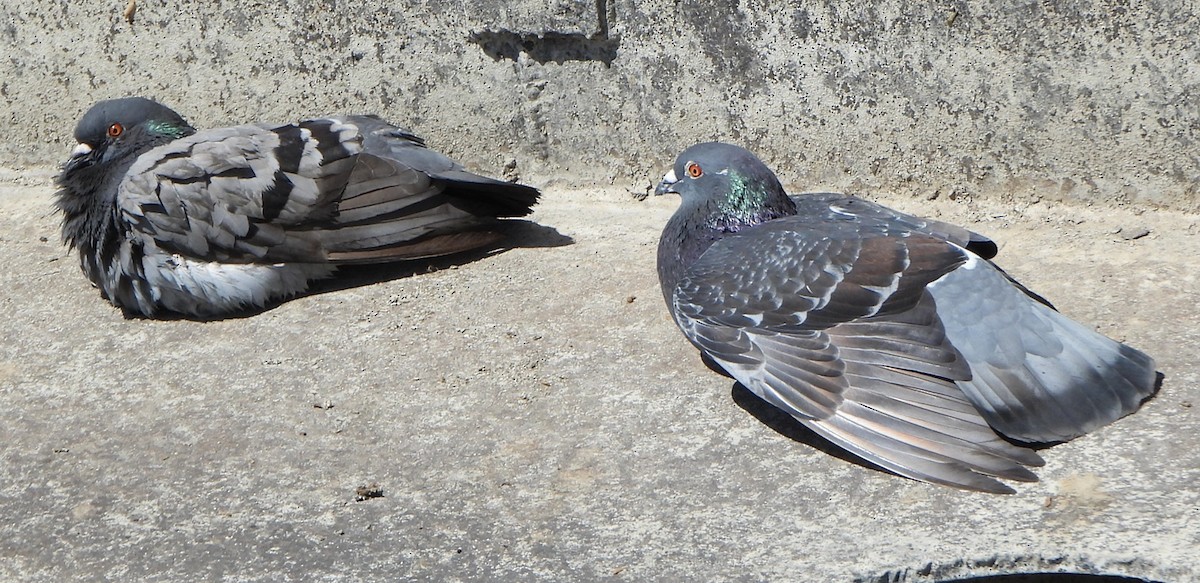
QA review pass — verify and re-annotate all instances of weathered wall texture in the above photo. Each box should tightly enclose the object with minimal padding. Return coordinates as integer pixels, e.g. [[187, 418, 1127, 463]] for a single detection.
[[2, 0, 1198, 208]]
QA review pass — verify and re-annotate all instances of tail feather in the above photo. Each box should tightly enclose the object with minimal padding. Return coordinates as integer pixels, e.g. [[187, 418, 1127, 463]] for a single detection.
[[341, 114, 540, 218], [929, 257, 1159, 443], [436, 174, 541, 218], [313, 148, 539, 265]]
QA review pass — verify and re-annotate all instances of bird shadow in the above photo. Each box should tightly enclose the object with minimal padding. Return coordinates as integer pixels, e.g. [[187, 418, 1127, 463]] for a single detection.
[[727, 381, 900, 480], [131, 220, 573, 322]]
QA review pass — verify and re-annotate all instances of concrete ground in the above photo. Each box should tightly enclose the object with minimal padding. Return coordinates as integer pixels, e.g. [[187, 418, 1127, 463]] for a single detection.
[[1, 169, 1198, 582]]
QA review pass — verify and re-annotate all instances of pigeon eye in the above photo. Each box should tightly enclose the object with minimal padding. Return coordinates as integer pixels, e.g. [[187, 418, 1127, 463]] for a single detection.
[[107, 123, 124, 138], [685, 162, 703, 178]]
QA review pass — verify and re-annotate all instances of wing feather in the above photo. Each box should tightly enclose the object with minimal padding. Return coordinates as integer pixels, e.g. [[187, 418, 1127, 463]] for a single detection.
[[673, 220, 1043, 491], [116, 117, 534, 269]]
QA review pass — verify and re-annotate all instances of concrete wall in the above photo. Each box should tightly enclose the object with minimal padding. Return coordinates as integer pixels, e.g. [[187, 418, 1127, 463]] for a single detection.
[[3, 0, 1197, 208]]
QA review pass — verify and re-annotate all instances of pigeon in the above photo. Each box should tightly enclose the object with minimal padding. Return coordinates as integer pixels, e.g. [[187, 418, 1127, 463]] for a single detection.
[[654, 142, 1158, 493], [55, 97, 540, 318]]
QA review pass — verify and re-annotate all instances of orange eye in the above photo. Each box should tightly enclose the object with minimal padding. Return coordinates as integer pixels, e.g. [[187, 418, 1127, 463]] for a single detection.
[[686, 162, 703, 178], [107, 123, 124, 138]]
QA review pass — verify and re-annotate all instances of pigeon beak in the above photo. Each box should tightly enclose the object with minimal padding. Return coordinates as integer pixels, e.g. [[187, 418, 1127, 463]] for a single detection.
[[654, 168, 679, 196], [63, 143, 94, 172], [70, 143, 93, 159]]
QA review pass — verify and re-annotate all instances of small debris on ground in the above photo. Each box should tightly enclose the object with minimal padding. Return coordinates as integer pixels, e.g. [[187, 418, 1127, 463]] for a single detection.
[[1118, 226, 1151, 240], [502, 159, 519, 183], [355, 483, 384, 501]]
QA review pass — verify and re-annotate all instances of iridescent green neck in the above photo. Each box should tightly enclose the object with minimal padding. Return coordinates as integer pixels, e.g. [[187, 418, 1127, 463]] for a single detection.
[[719, 171, 763, 216], [709, 171, 794, 231], [147, 119, 193, 139]]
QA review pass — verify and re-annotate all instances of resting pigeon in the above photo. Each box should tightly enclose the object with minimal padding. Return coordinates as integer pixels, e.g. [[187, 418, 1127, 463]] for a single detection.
[[55, 97, 540, 317], [655, 142, 1158, 493]]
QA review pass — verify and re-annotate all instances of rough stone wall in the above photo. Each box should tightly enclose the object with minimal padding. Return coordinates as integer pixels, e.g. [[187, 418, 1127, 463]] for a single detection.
[[2, 0, 1197, 208]]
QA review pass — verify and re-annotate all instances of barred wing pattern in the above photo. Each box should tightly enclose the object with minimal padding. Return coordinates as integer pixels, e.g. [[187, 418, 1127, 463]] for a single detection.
[[101, 118, 529, 316], [797, 196, 1159, 442], [671, 215, 1045, 493]]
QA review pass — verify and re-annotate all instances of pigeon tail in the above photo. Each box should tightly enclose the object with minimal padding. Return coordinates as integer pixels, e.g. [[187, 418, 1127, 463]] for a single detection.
[[433, 173, 541, 218], [928, 256, 1158, 443], [317, 152, 517, 263], [344, 114, 539, 219]]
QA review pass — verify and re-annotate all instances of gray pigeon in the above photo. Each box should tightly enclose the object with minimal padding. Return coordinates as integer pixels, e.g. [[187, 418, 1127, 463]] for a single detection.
[[655, 142, 1158, 493], [55, 97, 540, 318]]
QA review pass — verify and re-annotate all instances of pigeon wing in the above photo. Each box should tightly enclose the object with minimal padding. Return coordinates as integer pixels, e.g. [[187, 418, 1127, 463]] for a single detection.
[[807, 294, 1043, 493], [117, 119, 514, 265], [118, 120, 362, 263], [673, 220, 1042, 492], [675, 217, 969, 333], [792, 192, 999, 259]]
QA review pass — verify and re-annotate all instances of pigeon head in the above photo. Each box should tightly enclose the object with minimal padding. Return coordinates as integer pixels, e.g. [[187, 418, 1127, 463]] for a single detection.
[[655, 143, 801, 305], [654, 142, 796, 231], [56, 97, 196, 253], [62, 97, 195, 177]]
